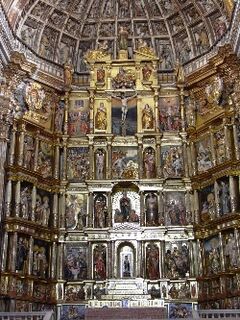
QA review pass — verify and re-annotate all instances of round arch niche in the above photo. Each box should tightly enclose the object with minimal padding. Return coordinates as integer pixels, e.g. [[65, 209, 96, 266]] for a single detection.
[[117, 242, 136, 279]]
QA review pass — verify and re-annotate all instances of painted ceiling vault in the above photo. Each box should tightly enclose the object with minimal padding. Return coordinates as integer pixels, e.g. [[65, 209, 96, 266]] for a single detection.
[[3, 0, 232, 72]]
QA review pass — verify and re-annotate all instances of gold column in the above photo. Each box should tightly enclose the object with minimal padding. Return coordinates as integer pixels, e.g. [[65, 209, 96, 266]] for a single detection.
[[51, 242, 57, 279], [185, 190, 192, 223], [10, 232, 18, 272], [31, 185, 36, 222], [28, 236, 33, 276], [5, 179, 12, 217], [179, 85, 185, 132], [107, 192, 112, 227], [138, 139, 143, 179], [190, 142, 197, 176], [160, 241, 165, 278], [64, 93, 69, 135], [1, 232, 8, 271], [15, 180, 21, 217], [59, 191, 66, 229], [54, 141, 60, 180], [89, 137, 94, 180], [214, 181, 221, 218], [88, 192, 93, 228], [189, 241, 194, 277], [193, 190, 199, 224], [224, 121, 231, 161], [62, 138, 68, 181], [210, 127, 216, 166], [88, 242, 93, 279], [106, 63, 112, 90], [107, 138, 112, 180], [234, 228, 240, 267], [136, 241, 142, 278], [183, 139, 189, 177], [154, 88, 159, 132], [156, 137, 161, 178], [33, 131, 40, 171], [58, 242, 64, 280], [229, 176, 237, 213], [219, 232, 225, 272], [186, 142, 193, 176], [232, 123, 240, 160], [53, 193, 59, 228], [197, 239, 203, 276], [158, 190, 164, 225], [140, 191, 145, 226], [17, 124, 25, 167], [89, 90, 95, 134], [9, 121, 17, 166]]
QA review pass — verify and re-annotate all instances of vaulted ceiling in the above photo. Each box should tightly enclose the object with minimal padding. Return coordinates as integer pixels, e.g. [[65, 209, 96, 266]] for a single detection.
[[2, 0, 233, 72]]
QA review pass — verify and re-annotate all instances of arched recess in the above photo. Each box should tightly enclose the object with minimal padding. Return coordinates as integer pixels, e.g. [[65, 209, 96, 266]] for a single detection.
[[116, 241, 136, 279]]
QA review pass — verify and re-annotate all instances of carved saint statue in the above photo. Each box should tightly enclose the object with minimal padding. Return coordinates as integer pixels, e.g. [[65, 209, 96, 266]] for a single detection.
[[97, 66, 105, 83], [123, 255, 131, 277], [118, 26, 128, 50], [64, 63, 74, 89], [142, 104, 154, 130], [95, 149, 105, 180], [142, 64, 152, 82]]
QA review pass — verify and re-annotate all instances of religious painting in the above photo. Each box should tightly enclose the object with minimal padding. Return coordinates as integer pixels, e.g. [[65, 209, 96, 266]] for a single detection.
[[216, 177, 231, 216], [37, 141, 53, 178], [164, 242, 190, 279], [14, 278, 30, 297], [64, 243, 88, 281], [94, 193, 108, 228], [35, 189, 52, 227], [112, 191, 140, 224], [164, 192, 187, 226], [159, 96, 181, 131], [214, 129, 226, 164], [169, 303, 192, 318], [65, 193, 88, 230], [94, 148, 106, 180], [16, 234, 30, 273], [33, 283, 51, 302], [65, 284, 87, 302], [161, 145, 184, 178], [68, 98, 90, 136], [184, 95, 196, 128], [20, 182, 32, 220], [93, 244, 107, 280], [146, 243, 160, 280], [94, 101, 108, 132], [145, 192, 158, 226], [23, 134, 35, 170], [112, 93, 137, 136], [143, 147, 156, 179], [67, 147, 90, 181], [112, 147, 138, 179], [196, 137, 213, 173], [168, 282, 191, 300], [32, 239, 49, 279], [222, 231, 238, 270], [60, 305, 85, 320], [199, 184, 216, 222], [203, 235, 221, 275]]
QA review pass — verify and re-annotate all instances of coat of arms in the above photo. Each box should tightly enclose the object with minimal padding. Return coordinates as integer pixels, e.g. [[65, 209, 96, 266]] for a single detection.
[[25, 82, 45, 111]]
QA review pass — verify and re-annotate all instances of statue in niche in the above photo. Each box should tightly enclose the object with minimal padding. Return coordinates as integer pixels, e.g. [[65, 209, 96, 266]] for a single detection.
[[120, 191, 131, 221], [217, 180, 231, 215], [224, 233, 238, 269], [94, 245, 106, 280], [112, 69, 136, 90], [143, 147, 156, 179], [63, 62, 73, 90], [16, 237, 29, 272], [145, 193, 158, 226], [118, 26, 128, 50], [55, 101, 64, 133], [20, 187, 32, 219], [95, 149, 105, 180], [32, 245, 48, 278], [94, 194, 107, 228], [23, 136, 34, 169], [95, 102, 107, 131], [123, 255, 131, 277], [146, 244, 159, 280], [142, 64, 152, 82], [97, 66, 105, 83], [142, 104, 154, 130], [35, 194, 50, 226]]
